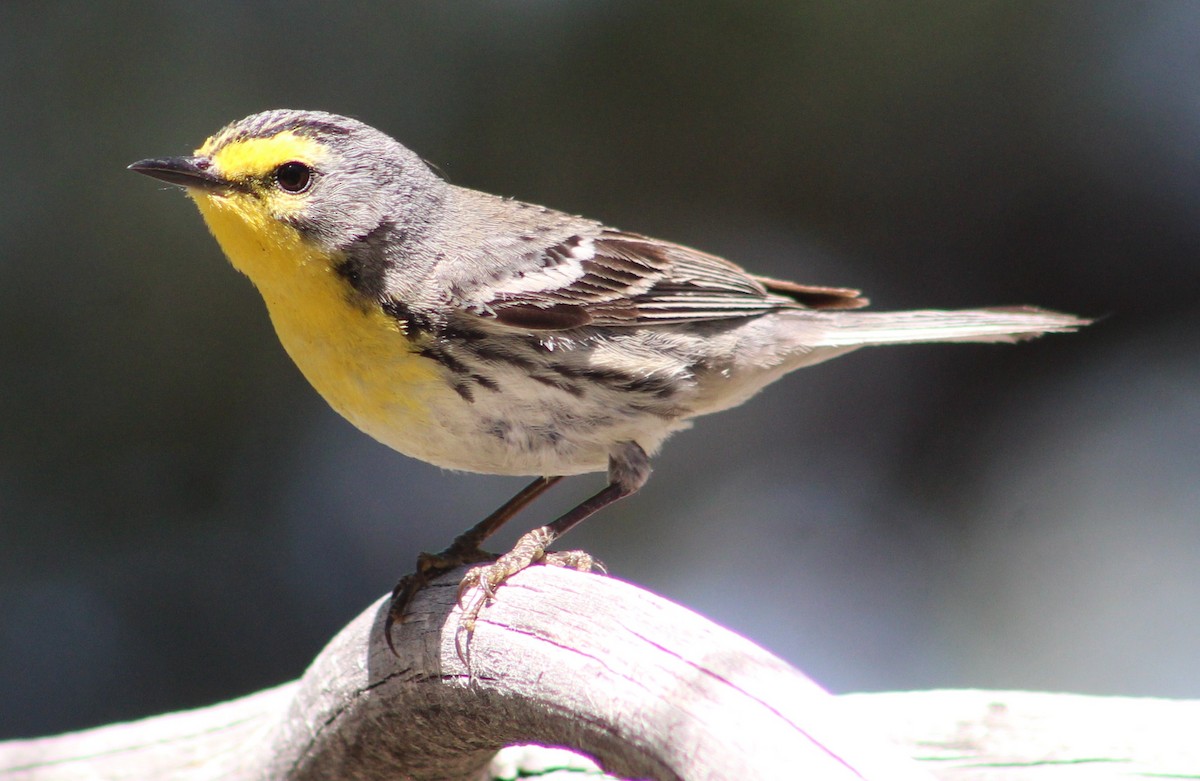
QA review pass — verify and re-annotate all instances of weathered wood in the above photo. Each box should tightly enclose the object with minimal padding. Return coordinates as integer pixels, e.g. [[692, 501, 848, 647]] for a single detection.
[[10, 568, 1197, 779], [0, 566, 929, 781], [839, 689, 1200, 780]]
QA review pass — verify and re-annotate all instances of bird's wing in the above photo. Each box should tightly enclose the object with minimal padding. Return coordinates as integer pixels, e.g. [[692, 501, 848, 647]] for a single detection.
[[449, 228, 866, 331]]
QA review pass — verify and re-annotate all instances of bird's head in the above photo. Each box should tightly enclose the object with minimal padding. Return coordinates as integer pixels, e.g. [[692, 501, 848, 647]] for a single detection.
[[129, 109, 442, 284]]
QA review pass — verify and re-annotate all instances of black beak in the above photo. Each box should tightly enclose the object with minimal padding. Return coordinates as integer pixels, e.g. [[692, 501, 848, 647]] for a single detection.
[[128, 156, 231, 192]]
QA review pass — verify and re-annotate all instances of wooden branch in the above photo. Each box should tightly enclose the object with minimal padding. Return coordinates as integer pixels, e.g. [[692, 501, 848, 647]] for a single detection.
[[0, 566, 929, 781], [4, 568, 1197, 780], [839, 689, 1200, 780]]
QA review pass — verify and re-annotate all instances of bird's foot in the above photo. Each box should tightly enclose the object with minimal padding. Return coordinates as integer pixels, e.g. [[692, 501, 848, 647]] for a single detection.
[[454, 526, 603, 661], [384, 545, 497, 654]]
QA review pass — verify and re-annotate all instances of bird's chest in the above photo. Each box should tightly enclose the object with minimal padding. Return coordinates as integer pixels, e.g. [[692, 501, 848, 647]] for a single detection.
[[265, 290, 448, 446]]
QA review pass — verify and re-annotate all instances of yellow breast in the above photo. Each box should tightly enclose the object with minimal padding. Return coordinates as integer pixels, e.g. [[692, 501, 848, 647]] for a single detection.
[[190, 189, 443, 446]]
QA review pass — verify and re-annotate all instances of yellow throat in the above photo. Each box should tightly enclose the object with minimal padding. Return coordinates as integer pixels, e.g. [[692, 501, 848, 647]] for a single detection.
[[186, 131, 441, 440]]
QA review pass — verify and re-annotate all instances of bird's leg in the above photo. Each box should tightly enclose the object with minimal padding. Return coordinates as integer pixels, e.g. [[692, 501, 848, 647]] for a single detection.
[[456, 442, 651, 639], [386, 475, 562, 648], [442, 475, 565, 561]]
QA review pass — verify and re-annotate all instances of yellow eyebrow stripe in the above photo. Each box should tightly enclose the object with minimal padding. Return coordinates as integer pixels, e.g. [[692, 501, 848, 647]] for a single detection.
[[201, 131, 328, 179]]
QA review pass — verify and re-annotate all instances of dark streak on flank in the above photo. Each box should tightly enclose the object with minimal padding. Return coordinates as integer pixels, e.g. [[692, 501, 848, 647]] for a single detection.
[[418, 344, 470, 377], [460, 335, 682, 400], [381, 299, 435, 335], [415, 340, 507, 403], [472, 374, 500, 392], [617, 373, 677, 398], [529, 373, 585, 397], [549, 363, 677, 398], [465, 341, 541, 373]]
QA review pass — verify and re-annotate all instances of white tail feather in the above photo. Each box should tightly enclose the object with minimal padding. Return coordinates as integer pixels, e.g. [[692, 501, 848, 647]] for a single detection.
[[800, 307, 1090, 347]]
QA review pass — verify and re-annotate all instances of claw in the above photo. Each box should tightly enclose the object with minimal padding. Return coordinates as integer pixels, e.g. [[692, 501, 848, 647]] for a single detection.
[[384, 528, 605, 663], [383, 547, 497, 656], [449, 529, 604, 663]]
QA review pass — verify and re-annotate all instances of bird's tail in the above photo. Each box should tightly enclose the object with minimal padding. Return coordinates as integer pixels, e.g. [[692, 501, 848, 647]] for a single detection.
[[796, 306, 1091, 348]]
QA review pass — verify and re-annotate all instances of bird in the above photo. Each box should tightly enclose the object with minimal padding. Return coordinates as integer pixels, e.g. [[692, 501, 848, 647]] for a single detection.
[[129, 109, 1088, 643]]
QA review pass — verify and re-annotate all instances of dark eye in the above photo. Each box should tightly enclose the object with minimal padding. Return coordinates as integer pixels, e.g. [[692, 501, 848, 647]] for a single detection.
[[273, 161, 312, 193]]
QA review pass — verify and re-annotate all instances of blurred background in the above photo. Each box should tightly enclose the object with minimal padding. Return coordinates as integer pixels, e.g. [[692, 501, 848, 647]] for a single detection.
[[2, 1, 1198, 739]]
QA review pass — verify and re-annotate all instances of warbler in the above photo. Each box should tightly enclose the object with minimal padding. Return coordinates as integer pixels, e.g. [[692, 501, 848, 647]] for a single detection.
[[130, 109, 1087, 636]]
